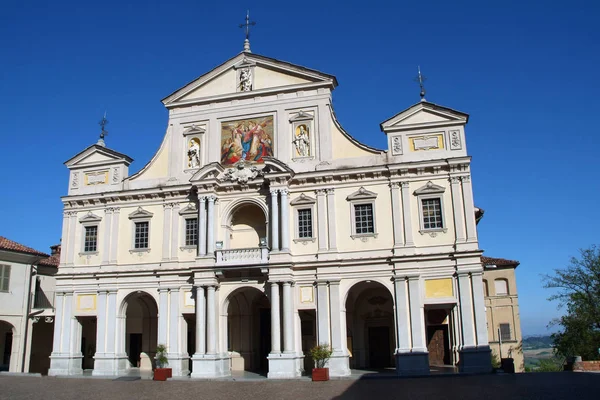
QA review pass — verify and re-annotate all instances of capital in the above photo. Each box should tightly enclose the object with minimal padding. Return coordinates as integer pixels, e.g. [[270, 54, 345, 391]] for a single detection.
[[279, 188, 289, 196], [390, 182, 400, 189], [315, 189, 327, 196], [450, 177, 461, 184], [399, 181, 410, 188], [270, 188, 279, 195], [207, 195, 217, 202], [326, 188, 335, 194], [460, 175, 471, 183]]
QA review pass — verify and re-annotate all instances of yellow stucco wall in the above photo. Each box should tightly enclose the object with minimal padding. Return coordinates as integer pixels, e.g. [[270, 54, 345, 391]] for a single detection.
[[180, 69, 237, 100], [253, 67, 311, 90], [425, 278, 454, 298], [331, 122, 377, 159]]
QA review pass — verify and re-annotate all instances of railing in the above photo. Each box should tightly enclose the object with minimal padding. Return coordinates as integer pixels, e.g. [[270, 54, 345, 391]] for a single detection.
[[33, 290, 54, 309], [216, 247, 269, 266]]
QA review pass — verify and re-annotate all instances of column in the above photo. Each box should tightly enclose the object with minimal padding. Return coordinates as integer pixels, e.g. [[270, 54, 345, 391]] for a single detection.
[[400, 182, 414, 246], [116, 315, 126, 355], [157, 289, 169, 347], [59, 212, 69, 265], [270, 189, 279, 251], [169, 288, 180, 355], [110, 208, 120, 264], [195, 286, 206, 355], [101, 209, 113, 265], [316, 281, 329, 345], [315, 190, 327, 251], [407, 277, 426, 352], [198, 197, 207, 256], [393, 277, 411, 352], [457, 273, 476, 348], [206, 286, 216, 354], [471, 272, 489, 346], [206, 196, 216, 255], [171, 203, 180, 261], [280, 189, 290, 251], [329, 281, 342, 353], [106, 291, 117, 354], [51, 292, 65, 354], [61, 292, 73, 353], [390, 183, 404, 247], [282, 282, 294, 353], [461, 175, 478, 242], [450, 177, 466, 242], [270, 282, 281, 354], [95, 291, 107, 355], [326, 189, 337, 250], [162, 204, 172, 261], [67, 213, 77, 266]]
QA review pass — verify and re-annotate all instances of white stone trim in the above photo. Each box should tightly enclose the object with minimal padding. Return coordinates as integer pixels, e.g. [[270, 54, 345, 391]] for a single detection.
[[415, 184, 448, 236], [347, 193, 378, 239], [79, 212, 101, 255], [128, 207, 153, 252], [292, 202, 316, 243]]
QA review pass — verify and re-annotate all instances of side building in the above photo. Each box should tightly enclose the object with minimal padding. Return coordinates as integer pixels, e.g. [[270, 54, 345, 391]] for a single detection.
[[49, 43, 492, 378], [0, 237, 59, 374], [482, 256, 523, 372]]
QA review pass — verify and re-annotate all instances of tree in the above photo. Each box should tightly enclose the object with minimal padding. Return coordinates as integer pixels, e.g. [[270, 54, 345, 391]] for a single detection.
[[544, 245, 600, 360]]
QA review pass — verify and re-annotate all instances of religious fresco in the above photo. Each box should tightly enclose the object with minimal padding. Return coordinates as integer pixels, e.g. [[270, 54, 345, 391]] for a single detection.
[[221, 116, 274, 165]]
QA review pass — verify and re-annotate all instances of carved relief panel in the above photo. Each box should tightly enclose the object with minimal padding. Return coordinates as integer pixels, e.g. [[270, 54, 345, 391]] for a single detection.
[[182, 124, 206, 171]]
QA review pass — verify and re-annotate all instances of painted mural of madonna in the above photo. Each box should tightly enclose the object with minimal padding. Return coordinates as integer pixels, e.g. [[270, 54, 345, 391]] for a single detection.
[[221, 116, 274, 165]]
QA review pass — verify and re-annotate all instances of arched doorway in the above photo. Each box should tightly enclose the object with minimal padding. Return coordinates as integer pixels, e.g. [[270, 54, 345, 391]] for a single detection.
[[227, 203, 267, 249], [226, 287, 270, 373], [345, 281, 395, 369], [122, 292, 158, 368], [0, 321, 14, 372]]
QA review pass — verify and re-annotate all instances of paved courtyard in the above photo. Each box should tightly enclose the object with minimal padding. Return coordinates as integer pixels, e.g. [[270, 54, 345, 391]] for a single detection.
[[1, 372, 599, 400]]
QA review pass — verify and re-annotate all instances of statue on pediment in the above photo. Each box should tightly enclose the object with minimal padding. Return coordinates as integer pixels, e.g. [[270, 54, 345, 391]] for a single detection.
[[188, 138, 201, 168], [293, 124, 310, 157], [240, 68, 252, 92]]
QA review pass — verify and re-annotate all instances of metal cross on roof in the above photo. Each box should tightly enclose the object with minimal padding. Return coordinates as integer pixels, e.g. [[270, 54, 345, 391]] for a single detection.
[[414, 66, 427, 101], [239, 10, 256, 41], [99, 111, 108, 140]]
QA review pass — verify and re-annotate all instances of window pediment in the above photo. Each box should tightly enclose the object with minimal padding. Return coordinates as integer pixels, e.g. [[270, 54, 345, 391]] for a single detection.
[[128, 207, 154, 220], [290, 193, 316, 206], [346, 187, 378, 201], [183, 125, 206, 135], [289, 111, 314, 122], [179, 203, 198, 216], [414, 181, 445, 195], [79, 211, 102, 223]]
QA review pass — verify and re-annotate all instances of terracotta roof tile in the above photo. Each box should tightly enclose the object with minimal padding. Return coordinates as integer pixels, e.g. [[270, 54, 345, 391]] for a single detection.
[[39, 254, 60, 267], [0, 236, 49, 257], [481, 255, 520, 268]]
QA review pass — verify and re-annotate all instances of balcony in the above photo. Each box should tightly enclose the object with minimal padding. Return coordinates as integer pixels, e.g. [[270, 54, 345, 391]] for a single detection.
[[33, 290, 54, 309], [216, 247, 269, 266]]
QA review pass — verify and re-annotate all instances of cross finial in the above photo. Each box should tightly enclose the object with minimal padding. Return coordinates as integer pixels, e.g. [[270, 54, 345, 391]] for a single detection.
[[239, 10, 256, 52], [98, 111, 108, 146], [414, 66, 427, 101]]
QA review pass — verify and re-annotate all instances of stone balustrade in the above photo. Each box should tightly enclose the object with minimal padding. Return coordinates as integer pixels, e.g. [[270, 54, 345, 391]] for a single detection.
[[215, 247, 269, 266]]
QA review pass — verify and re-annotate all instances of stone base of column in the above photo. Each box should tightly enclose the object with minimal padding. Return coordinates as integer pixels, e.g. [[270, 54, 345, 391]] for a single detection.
[[92, 353, 125, 376], [459, 346, 492, 373], [190, 354, 230, 378], [328, 352, 351, 377], [267, 353, 302, 379], [167, 353, 190, 377], [395, 351, 430, 376], [48, 353, 83, 376]]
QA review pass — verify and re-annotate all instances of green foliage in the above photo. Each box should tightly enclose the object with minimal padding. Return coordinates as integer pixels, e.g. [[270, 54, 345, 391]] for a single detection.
[[309, 344, 333, 369], [544, 245, 600, 361], [536, 358, 563, 372], [155, 344, 169, 368], [522, 335, 554, 350], [490, 351, 501, 369]]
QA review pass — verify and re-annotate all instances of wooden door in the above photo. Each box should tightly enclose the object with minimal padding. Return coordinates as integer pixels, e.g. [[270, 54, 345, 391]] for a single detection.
[[427, 325, 450, 366], [368, 326, 391, 368]]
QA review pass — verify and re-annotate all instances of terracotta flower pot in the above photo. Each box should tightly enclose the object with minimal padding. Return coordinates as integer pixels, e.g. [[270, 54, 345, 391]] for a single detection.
[[153, 368, 172, 381], [312, 367, 330, 381]]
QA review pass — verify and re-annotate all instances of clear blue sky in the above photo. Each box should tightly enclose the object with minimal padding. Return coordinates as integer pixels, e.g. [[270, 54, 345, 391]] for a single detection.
[[1, 0, 598, 336]]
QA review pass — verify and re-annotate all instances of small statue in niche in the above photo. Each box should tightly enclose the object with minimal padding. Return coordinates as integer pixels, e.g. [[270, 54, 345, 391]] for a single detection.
[[240, 68, 252, 91], [188, 138, 201, 168], [293, 124, 310, 157]]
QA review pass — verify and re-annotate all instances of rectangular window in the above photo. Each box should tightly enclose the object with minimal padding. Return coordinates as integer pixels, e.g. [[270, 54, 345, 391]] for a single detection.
[[354, 203, 374, 234], [0, 265, 10, 292], [422, 198, 443, 229], [499, 323, 511, 341], [84, 226, 98, 252], [185, 218, 198, 246], [297, 209, 313, 238], [134, 221, 149, 249]]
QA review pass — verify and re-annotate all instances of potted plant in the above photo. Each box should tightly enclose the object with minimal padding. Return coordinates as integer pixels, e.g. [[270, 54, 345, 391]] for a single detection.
[[153, 344, 171, 381], [309, 344, 333, 381]]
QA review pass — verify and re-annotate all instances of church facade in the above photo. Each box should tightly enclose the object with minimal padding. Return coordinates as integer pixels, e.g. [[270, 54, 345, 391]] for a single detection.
[[48, 44, 491, 378]]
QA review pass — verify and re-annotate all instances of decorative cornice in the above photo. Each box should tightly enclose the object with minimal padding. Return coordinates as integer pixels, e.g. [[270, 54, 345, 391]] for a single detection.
[[346, 187, 378, 201], [290, 193, 316, 206], [128, 207, 154, 220], [79, 211, 102, 223], [414, 181, 445, 195]]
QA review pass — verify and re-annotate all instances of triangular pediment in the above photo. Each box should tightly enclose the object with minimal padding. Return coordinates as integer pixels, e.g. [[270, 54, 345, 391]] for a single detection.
[[346, 187, 378, 201], [162, 52, 337, 106], [290, 193, 316, 206], [414, 181, 446, 195], [380, 101, 469, 132], [128, 207, 154, 220], [79, 211, 102, 223], [65, 144, 133, 169]]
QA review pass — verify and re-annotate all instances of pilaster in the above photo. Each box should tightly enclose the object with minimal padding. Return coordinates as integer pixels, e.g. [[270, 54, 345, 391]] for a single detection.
[[461, 175, 478, 242], [315, 190, 328, 251], [390, 182, 404, 247], [162, 204, 172, 261], [450, 177, 466, 243], [280, 189, 290, 251], [109, 208, 120, 264], [206, 196, 216, 255], [400, 182, 414, 246], [270, 189, 280, 251], [326, 189, 337, 251], [101, 209, 113, 265], [198, 197, 207, 256], [170, 203, 180, 261]]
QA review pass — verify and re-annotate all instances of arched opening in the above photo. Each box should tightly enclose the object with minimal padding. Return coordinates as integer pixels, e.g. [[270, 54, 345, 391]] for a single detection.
[[226, 287, 270, 373], [0, 321, 14, 372], [228, 203, 267, 249], [494, 279, 509, 296], [345, 281, 395, 370], [122, 292, 158, 368]]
